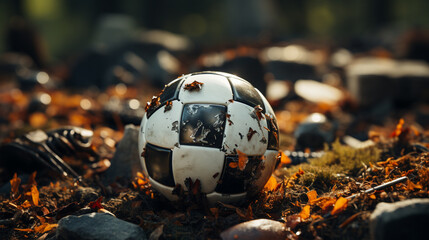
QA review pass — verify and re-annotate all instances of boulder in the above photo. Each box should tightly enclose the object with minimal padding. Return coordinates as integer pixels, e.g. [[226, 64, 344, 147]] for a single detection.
[[56, 212, 146, 240], [370, 198, 429, 240]]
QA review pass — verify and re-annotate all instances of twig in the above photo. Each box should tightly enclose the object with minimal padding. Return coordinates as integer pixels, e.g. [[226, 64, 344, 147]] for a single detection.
[[346, 176, 408, 200]]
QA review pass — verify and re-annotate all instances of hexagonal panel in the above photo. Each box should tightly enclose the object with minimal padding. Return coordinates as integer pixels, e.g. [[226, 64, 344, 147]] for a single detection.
[[228, 76, 265, 112], [180, 104, 226, 148], [147, 76, 184, 118], [215, 155, 264, 194]]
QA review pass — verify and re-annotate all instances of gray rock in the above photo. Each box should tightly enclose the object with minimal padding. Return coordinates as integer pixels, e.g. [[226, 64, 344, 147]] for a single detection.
[[220, 219, 288, 240], [102, 124, 142, 185], [75, 186, 99, 204], [56, 212, 146, 240], [370, 198, 429, 240]]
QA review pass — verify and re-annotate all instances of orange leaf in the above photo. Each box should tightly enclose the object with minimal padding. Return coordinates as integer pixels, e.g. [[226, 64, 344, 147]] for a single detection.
[[34, 223, 58, 233], [299, 205, 311, 220], [14, 228, 33, 232], [264, 175, 277, 191], [229, 162, 238, 168], [277, 152, 291, 165], [183, 81, 204, 91], [21, 200, 31, 209], [391, 118, 404, 137], [407, 179, 422, 191], [10, 173, 21, 196], [31, 185, 39, 206], [236, 150, 248, 171], [331, 197, 348, 216], [307, 190, 318, 204], [137, 172, 144, 179], [369, 194, 376, 200]]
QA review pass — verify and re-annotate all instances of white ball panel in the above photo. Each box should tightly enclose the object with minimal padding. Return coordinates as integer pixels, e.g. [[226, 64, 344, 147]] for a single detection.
[[178, 73, 233, 104], [222, 101, 269, 155], [172, 146, 225, 193], [149, 177, 178, 201], [253, 150, 279, 190], [138, 115, 149, 177], [206, 192, 247, 206], [145, 100, 183, 149]]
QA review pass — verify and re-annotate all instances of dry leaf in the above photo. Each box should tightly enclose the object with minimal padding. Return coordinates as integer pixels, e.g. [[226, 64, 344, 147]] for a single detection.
[[277, 152, 291, 165], [407, 179, 423, 191], [10, 173, 21, 196], [89, 196, 103, 210], [306, 190, 318, 204], [247, 127, 257, 141], [184, 81, 203, 91], [236, 150, 248, 171], [264, 175, 278, 191], [331, 197, 348, 216], [31, 185, 39, 206], [299, 205, 311, 220], [34, 223, 58, 233], [21, 200, 31, 209], [229, 162, 238, 168]]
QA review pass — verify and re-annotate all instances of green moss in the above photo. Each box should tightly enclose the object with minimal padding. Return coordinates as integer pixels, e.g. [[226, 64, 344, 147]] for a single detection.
[[280, 139, 381, 191]]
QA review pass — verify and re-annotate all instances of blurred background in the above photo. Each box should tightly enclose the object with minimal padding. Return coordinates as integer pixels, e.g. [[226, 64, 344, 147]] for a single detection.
[[0, 0, 428, 150]]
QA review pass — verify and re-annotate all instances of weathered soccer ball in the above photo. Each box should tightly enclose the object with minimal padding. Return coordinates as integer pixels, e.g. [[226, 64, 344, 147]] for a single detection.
[[138, 71, 279, 205]]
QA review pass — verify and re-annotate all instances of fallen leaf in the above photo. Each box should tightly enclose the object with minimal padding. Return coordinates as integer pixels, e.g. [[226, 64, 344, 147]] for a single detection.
[[89, 196, 103, 210], [391, 118, 404, 137], [299, 205, 311, 220], [247, 128, 257, 141], [277, 152, 291, 165], [229, 162, 238, 168], [236, 150, 248, 171], [320, 198, 337, 212], [331, 197, 348, 216], [21, 200, 31, 209], [264, 175, 278, 191], [306, 190, 318, 204], [31, 185, 39, 206], [14, 228, 33, 232], [34, 223, 58, 234], [407, 179, 423, 191], [253, 105, 264, 121], [10, 173, 21, 196], [164, 101, 173, 112], [184, 81, 203, 91]]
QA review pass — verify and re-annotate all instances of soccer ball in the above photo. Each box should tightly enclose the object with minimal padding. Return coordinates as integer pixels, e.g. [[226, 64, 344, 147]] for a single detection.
[[138, 71, 279, 205]]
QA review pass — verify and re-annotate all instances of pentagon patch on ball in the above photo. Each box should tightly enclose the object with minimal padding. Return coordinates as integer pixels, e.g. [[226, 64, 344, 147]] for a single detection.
[[138, 71, 280, 205]]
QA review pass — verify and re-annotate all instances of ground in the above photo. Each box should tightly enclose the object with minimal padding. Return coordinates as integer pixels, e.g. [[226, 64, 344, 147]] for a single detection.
[[0, 83, 428, 240]]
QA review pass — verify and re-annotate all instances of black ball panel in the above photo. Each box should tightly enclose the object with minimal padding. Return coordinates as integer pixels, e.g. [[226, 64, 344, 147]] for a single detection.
[[228, 77, 265, 113], [215, 155, 264, 194], [144, 143, 175, 187], [180, 104, 226, 148], [267, 115, 280, 150], [147, 77, 184, 118]]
